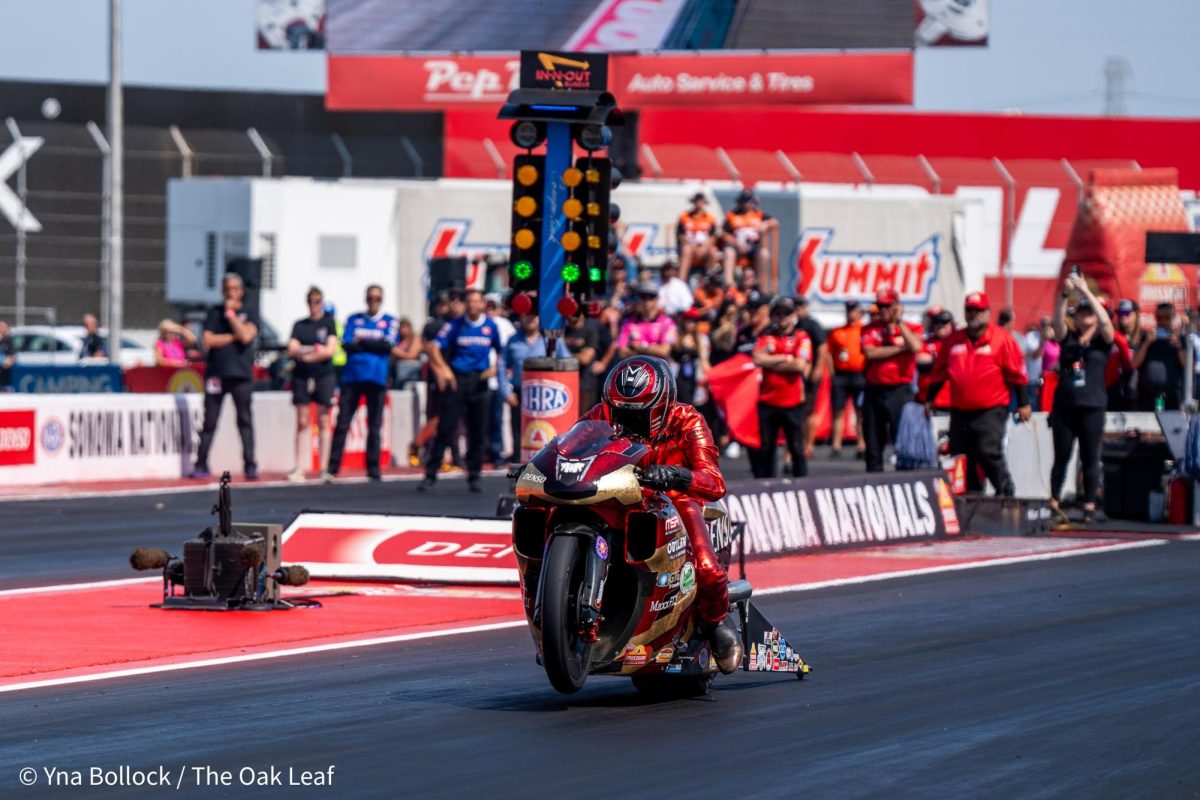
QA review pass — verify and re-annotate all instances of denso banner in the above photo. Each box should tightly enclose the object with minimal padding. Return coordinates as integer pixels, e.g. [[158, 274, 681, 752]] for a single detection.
[[723, 469, 960, 558], [787, 194, 965, 318], [281, 512, 517, 584], [326, 51, 913, 110]]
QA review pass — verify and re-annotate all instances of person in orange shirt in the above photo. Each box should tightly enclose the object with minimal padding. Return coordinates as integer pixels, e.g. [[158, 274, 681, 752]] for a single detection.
[[676, 193, 718, 281], [720, 189, 777, 285], [825, 300, 866, 458]]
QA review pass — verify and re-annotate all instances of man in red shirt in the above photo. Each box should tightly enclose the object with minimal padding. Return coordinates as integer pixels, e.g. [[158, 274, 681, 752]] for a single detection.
[[750, 297, 813, 478], [920, 291, 1031, 496], [861, 287, 924, 472], [916, 307, 955, 411]]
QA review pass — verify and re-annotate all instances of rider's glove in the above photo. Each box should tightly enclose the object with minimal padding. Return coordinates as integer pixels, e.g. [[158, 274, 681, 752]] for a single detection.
[[640, 464, 693, 493]]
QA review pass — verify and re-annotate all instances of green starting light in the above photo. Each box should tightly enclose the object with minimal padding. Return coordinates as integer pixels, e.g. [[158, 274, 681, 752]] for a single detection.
[[562, 263, 581, 283], [513, 260, 533, 280], [588, 266, 603, 282]]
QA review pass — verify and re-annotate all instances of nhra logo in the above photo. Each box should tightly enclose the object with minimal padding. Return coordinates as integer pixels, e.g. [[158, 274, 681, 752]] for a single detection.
[[793, 229, 940, 305], [40, 417, 65, 455], [522, 379, 570, 419]]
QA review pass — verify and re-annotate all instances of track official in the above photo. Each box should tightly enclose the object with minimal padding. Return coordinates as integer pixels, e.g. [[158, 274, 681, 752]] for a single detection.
[[860, 287, 923, 472], [423, 289, 502, 493], [921, 291, 1030, 496], [750, 297, 812, 478], [328, 285, 398, 481]]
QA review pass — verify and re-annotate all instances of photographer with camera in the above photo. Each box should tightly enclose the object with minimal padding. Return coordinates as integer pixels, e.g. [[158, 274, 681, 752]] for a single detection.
[[1133, 302, 1186, 411]]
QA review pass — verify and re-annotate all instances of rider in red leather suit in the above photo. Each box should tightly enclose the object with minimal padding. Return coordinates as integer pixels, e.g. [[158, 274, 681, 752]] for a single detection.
[[582, 355, 742, 672]]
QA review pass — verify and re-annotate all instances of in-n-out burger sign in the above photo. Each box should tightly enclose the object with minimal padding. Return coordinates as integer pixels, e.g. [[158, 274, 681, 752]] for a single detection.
[[723, 471, 957, 556], [795, 228, 940, 304]]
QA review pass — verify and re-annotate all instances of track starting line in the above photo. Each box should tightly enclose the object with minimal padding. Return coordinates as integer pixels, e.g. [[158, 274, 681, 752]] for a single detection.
[[0, 536, 1167, 694]]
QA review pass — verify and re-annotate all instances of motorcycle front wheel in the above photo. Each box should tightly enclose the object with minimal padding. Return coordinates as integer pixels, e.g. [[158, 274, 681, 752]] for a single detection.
[[541, 534, 593, 694]]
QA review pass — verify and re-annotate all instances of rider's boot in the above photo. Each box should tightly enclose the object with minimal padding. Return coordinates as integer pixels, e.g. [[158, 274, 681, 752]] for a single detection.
[[701, 616, 744, 675]]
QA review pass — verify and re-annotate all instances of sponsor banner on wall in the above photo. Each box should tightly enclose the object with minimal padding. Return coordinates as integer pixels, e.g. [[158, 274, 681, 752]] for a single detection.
[[326, 51, 913, 110], [10, 365, 123, 394], [723, 469, 960, 558], [789, 195, 965, 319], [281, 512, 517, 584]]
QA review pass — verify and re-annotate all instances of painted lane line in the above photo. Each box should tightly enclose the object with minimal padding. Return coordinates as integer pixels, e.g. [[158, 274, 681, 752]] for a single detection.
[[0, 576, 157, 597], [756, 539, 1167, 596], [0, 619, 528, 695]]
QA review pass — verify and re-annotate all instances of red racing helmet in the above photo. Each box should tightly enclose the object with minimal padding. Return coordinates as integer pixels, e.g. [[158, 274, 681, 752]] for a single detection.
[[602, 356, 676, 442]]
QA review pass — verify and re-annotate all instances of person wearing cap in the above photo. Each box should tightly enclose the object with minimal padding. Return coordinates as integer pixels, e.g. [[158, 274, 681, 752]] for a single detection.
[[677, 192, 719, 281], [420, 289, 503, 493], [860, 287, 924, 472], [795, 296, 828, 459], [750, 297, 813, 478], [720, 189, 776, 286], [826, 300, 868, 458], [617, 281, 678, 360], [1108, 299, 1142, 410], [658, 260, 694, 316], [921, 290, 1031, 497], [916, 308, 955, 413], [1047, 273, 1114, 523]]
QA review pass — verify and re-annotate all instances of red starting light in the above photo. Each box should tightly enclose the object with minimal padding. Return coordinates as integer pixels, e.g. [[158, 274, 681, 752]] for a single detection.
[[557, 296, 579, 319], [511, 292, 534, 315]]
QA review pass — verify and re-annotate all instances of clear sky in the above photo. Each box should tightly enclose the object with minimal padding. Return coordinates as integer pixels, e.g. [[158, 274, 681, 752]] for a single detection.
[[0, 0, 1194, 118]]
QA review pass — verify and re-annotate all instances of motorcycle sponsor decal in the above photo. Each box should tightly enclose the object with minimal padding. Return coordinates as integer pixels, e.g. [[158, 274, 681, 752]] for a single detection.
[[649, 594, 680, 613], [664, 515, 681, 532], [0, 410, 36, 466], [723, 470, 953, 557], [655, 646, 674, 664], [556, 455, 596, 483], [520, 469, 547, 484], [697, 647, 710, 671], [793, 228, 940, 306], [664, 662, 682, 673], [595, 536, 610, 561], [679, 562, 696, 595], [666, 536, 687, 561], [522, 379, 571, 419], [622, 644, 651, 666], [655, 570, 679, 588]]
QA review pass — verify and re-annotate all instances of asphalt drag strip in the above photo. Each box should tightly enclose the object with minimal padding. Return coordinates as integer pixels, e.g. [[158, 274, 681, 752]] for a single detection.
[[2, 540, 1197, 799]]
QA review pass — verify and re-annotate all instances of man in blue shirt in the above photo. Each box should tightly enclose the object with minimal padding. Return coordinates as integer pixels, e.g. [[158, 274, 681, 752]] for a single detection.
[[421, 289, 502, 492], [328, 285, 398, 481], [501, 312, 569, 463]]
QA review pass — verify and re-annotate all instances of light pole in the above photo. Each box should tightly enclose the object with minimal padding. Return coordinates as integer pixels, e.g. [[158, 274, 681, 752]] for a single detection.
[[107, 0, 123, 362]]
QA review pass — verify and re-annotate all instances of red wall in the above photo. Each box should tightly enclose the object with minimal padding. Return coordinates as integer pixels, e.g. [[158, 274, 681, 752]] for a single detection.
[[446, 107, 1200, 188]]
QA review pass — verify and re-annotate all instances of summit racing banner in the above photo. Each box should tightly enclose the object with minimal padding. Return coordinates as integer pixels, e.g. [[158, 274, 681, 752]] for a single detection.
[[787, 193, 965, 319], [724, 470, 961, 558], [326, 51, 912, 110]]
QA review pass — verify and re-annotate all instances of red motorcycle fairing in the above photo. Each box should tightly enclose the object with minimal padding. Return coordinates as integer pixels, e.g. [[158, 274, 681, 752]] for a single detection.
[[512, 420, 717, 677]]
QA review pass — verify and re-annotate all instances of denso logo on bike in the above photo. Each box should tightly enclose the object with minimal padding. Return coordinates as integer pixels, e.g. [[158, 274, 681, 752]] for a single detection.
[[794, 228, 940, 305], [0, 410, 36, 466], [522, 379, 570, 418]]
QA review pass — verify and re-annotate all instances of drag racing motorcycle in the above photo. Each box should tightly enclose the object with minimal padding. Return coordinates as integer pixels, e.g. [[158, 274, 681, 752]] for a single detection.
[[512, 419, 809, 696]]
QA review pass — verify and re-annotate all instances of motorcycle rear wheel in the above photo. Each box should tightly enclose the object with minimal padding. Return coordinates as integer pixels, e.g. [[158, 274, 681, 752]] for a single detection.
[[541, 535, 593, 694]]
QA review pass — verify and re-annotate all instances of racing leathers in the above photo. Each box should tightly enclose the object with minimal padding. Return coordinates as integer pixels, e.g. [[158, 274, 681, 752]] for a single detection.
[[580, 401, 730, 624]]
